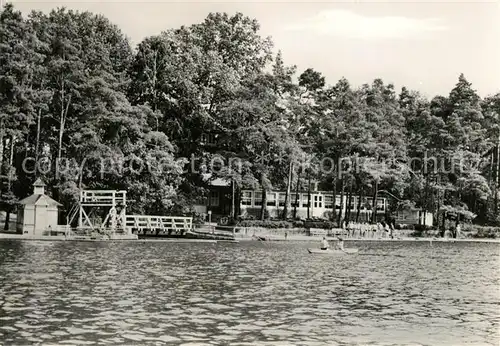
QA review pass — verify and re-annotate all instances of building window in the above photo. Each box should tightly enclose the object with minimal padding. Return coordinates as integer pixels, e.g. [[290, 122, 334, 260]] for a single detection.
[[313, 195, 323, 208], [254, 192, 263, 206], [290, 193, 299, 207], [302, 194, 309, 208], [241, 191, 252, 206], [200, 133, 217, 145], [358, 198, 365, 210], [324, 195, 333, 209], [267, 193, 277, 207], [200, 133, 208, 144], [210, 191, 219, 207], [377, 198, 385, 211], [349, 197, 356, 210], [278, 193, 286, 207]]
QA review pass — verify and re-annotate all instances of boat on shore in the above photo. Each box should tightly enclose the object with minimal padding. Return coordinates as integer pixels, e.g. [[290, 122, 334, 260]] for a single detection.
[[307, 248, 359, 254]]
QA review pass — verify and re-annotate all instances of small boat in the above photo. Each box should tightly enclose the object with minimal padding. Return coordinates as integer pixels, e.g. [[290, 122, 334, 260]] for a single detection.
[[307, 248, 359, 254]]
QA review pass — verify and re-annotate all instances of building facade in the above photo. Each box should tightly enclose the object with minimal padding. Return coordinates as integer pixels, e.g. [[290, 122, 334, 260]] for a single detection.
[[16, 178, 61, 235], [395, 207, 434, 227], [239, 190, 386, 220], [194, 185, 387, 222]]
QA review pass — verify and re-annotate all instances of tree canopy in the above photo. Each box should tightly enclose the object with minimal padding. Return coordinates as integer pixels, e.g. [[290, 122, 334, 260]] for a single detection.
[[0, 4, 499, 229]]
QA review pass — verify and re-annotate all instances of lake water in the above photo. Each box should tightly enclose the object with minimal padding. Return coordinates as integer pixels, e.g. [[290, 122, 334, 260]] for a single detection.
[[0, 240, 499, 345]]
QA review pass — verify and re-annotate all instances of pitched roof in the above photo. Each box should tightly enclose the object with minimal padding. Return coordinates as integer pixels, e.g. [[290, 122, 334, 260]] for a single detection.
[[33, 178, 46, 187], [18, 194, 62, 207], [201, 173, 231, 187]]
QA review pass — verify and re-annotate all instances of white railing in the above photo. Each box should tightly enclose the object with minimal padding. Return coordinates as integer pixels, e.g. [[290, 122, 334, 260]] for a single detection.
[[309, 228, 328, 236], [125, 215, 193, 231], [80, 190, 127, 205], [194, 224, 236, 235]]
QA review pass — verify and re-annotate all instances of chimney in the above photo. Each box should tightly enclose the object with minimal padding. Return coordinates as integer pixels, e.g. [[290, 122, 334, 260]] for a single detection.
[[33, 178, 46, 195]]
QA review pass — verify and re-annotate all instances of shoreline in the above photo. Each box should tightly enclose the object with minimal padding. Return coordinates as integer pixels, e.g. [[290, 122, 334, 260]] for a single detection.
[[237, 235, 500, 243], [0, 233, 222, 243], [1, 233, 498, 244]]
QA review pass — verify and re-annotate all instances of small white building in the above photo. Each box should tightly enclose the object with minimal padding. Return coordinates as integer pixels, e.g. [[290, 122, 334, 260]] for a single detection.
[[396, 207, 434, 227], [16, 178, 61, 236]]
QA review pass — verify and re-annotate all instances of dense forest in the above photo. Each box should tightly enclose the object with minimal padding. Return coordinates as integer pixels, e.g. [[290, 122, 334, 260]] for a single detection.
[[0, 4, 498, 230]]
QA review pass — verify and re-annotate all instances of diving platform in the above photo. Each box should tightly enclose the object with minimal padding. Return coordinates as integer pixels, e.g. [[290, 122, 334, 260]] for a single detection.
[[65, 189, 233, 240], [67, 188, 194, 236], [67, 189, 128, 234]]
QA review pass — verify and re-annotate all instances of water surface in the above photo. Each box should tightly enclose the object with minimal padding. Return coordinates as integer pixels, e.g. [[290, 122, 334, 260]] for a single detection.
[[0, 240, 499, 345]]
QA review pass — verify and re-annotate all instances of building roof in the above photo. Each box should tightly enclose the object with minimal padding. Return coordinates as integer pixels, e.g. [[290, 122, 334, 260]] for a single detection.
[[201, 173, 231, 187], [211, 178, 231, 187], [33, 178, 46, 187], [18, 194, 62, 207]]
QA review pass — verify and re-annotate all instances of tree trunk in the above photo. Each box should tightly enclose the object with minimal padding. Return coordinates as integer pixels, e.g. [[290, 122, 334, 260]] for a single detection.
[[307, 169, 311, 219], [57, 86, 72, 162], [371, 179, 379, 223], [57, 108, 65, 162], [260, 189, 267, 221], [346, 183, 353, 222], [282, 161, 293, 219], [356, 189, 364, 222], [259, 172, 268, 220], [7, 135, 14, 191], [331, 174, 337, 222], [0, 118, 4, 177], [4, 210, 10, 231], [441, 211, 446, 237], [235, 185, 241, 217], [293, 167, 301, 219], [35, 108, 41, 164], [231, 179, 235, 219], [152, 50, 158, 112], [337, 178, 345, 228], [4, 136, 15, 231]]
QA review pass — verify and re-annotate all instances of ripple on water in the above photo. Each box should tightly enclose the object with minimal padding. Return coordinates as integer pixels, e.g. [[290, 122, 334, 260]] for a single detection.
[[0, 240, 499, 345]]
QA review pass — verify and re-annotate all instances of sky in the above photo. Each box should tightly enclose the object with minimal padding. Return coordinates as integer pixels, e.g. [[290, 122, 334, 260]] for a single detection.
[[6, 0, 500, 98]]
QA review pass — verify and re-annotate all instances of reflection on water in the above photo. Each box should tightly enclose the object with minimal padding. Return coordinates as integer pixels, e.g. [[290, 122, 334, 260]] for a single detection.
[[0, 240, 499, 345]]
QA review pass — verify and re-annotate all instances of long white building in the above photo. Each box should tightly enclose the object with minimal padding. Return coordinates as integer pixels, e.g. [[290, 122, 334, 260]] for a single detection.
[[239, 190, 386, 220]]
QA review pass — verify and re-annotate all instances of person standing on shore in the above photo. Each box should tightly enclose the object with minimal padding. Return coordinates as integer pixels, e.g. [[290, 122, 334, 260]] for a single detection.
[[336, 237, 345, 251], [321, 237, 329, 250], [285, 231, 288, 240]]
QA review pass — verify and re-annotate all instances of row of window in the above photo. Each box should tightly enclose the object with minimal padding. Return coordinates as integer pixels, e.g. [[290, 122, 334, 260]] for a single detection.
[[200, 133, 218, 145], [201, 191, 386, 211], [241, 191, 386, 211]]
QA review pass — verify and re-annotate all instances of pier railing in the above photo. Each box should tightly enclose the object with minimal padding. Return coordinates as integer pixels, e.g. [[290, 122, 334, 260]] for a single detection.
[[125, 215, 193, 232], [194, 224, 236, 235]]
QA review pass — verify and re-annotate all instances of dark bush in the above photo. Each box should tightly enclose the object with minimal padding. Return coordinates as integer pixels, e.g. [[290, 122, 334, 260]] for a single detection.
[[414, 224, 434, 232], [292, 220, 305, 228], [462, 224, 500, 239], [238, 214, 256, 221], [191, 212, 206, 226], [301, 220, 336, 229]]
